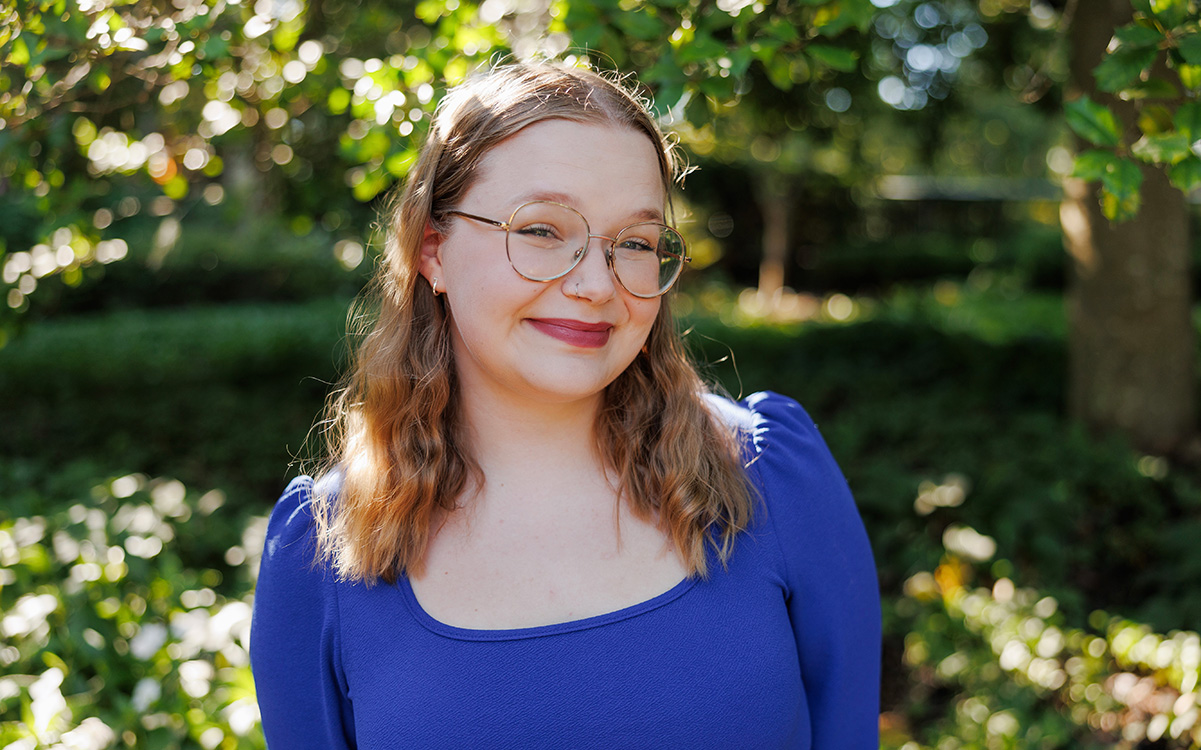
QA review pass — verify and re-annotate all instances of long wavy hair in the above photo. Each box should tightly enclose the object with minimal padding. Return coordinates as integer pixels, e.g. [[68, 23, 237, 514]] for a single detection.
[[312, 61, 754, 584]]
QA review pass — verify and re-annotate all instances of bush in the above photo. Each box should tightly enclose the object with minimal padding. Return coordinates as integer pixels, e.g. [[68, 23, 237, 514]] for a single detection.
[[890, 548, 1201, 749], [0, 299, 349, 507], [17, 212, 371, 321], [0, 466, 265, 748]]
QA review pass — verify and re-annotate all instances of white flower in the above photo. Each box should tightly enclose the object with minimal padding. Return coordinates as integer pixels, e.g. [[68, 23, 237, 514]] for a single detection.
[[1, 593, 59, 638], [30, 667, 69, 735], [131, 678, 161, 712], [223, 698, 261, 736], [129, 622, 168, 660], [55, 717, 116, 750], [178, 660, 214, 698]]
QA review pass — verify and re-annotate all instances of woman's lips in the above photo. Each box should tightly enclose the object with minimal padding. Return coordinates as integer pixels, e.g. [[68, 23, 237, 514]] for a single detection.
[[527, 318, 612, 348]]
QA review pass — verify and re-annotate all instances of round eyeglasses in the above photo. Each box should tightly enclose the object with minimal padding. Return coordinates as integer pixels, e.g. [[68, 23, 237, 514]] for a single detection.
[[444, 200, 690, 299]]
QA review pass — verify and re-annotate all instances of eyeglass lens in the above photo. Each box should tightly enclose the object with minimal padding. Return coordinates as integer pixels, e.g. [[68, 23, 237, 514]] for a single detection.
[[505, 202, 685, 297]]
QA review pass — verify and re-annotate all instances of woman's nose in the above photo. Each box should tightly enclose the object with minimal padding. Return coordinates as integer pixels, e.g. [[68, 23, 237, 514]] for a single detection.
[[563, 235, 617, 302]]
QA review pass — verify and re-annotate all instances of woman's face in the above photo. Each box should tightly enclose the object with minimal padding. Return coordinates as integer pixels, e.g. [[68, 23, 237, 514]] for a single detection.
[[421, 119, 664, 408]]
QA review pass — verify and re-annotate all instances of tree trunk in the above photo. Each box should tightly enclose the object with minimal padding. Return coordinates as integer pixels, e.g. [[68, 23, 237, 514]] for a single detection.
[[756, 173, 791, 303], [1062, 0, 1195, 454]]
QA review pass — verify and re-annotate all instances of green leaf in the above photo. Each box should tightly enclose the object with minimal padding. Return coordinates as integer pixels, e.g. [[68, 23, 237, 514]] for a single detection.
[[675, 31, 728, 65], [1121, 77, 1178, 99], [1114, 23, 1166, 49], [1065, 96, 1123, 147], [1176, 101, 1201, 142], [1168, 156, 1201, 191], [698, 75, 735, 102], [813, 0, 874, 36], [572, 21, 605, 49], [684, 91, 710, 128], [728, 46, 753, 76], [1177, 34, 1201, 65], [764, 54, 794, 91], [1094, 46, 1157, 92], [1100, 158, 1144, 221], [1178, 63, 1201, 90], [806, 43, 858, 72], [764, 18, 800, 44], [327, 88, 351, 115], [1131, 132, 1191, 163], [1151, 0, 1187, 29], [1138, 104, 1174, 134], [8, 35, 30, 66], [1072, 150, 1145, 220], [613, 10, 664, 41], [1072, 149, 1122, 182]]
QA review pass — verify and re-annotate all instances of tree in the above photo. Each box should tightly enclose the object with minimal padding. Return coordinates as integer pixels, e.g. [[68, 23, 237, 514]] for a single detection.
[[1059, 0, 1196, 453], [0, 0, 871, 336], [4, 0, 1191, 452]]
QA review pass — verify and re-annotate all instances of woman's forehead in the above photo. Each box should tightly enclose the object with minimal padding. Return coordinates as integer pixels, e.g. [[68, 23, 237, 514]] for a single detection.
[[466, 119, 667, 213]]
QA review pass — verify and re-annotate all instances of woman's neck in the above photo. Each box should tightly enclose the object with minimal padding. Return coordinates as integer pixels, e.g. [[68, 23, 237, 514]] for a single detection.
[[462, 386, 602, 467], [456, 386, 613, 515]]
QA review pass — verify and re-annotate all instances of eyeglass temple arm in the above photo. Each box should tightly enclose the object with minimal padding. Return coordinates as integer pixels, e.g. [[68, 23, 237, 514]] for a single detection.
[[445, 210, 508, 230]]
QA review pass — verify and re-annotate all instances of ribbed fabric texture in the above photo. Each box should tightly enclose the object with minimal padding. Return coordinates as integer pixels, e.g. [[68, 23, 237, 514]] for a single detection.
[[250, 392, 881, 749]]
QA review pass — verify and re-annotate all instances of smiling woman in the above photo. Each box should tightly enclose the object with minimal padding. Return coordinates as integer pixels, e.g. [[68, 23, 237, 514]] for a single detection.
[[249, 61, 881, 749]]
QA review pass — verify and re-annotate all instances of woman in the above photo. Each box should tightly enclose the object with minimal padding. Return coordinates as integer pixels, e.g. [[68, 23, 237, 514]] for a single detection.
[[250, 61, 880, 749]]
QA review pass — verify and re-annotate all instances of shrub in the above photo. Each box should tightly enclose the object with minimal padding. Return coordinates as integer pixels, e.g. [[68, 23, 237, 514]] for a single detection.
[[0, 467, 265, 748]]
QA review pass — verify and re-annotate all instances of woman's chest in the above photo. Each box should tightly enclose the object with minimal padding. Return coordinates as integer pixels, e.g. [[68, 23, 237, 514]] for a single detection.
[[413, 493, 690, 630], [335, 566, 809, 749]]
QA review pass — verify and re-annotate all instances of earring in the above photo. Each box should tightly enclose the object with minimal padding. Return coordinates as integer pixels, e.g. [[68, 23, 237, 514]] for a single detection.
[[431, 277, 440, 296]]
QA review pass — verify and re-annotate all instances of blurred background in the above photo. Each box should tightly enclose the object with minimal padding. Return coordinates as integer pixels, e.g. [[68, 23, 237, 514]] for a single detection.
[[2, 0, 1200, 747]]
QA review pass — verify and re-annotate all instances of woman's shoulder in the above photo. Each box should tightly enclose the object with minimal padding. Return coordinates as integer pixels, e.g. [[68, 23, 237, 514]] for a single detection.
[[258, 472, 343, 585], [263, 476, 317, 559], [703, 390, 833, 471], [704, 390, 858, 533]]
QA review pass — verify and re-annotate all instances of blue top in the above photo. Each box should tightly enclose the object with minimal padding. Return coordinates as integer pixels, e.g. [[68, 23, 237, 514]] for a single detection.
[[250, 392, 881, 748]]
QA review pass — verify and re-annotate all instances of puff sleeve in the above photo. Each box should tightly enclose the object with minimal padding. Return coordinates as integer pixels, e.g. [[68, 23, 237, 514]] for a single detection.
[[743, 392, 881, 749], [250, 477, 356, 749]]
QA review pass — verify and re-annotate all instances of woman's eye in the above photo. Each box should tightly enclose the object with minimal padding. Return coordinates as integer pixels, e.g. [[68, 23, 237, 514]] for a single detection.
[[516, 223, 560, 240], [619, 237, 656, 252]]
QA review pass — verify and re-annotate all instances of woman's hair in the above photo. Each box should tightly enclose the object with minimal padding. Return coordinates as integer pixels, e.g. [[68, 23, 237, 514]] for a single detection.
[[312, 60, 754, 583]]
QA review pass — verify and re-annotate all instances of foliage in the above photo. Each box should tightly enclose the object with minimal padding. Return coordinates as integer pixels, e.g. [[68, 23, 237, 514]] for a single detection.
[[0, 466, 266, 748], [0, 0, 874, 338], [1066, 0, 1201, 220], [680, 282, 1201, 632], [2, 283, 1200, 747], [893, 550, 1201, 748], [0, 298, 349, 503]]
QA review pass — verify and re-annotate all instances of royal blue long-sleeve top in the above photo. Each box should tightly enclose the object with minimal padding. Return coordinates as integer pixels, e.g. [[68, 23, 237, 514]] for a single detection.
[[250, 392, 881, 748]]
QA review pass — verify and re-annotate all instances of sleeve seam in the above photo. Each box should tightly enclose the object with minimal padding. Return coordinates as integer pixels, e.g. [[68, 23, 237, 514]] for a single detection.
[[749, 440, 794, 594]]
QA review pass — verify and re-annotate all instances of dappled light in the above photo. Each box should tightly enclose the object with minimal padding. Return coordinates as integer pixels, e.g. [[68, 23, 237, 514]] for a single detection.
[[0, 473, 266, 747], [4, 0, 1201, 746], [899, 552, 1201, 748]]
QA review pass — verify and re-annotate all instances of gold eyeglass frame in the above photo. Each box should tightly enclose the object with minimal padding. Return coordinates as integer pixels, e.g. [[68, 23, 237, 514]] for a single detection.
[[444, 200, 691, 299]]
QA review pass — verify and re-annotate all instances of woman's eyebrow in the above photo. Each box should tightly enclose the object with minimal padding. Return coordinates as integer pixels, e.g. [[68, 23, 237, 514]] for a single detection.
[[512, 190, 666, 224]]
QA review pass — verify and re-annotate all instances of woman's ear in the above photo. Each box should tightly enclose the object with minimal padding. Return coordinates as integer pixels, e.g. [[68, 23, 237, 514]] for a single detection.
[[418, 222, 444, 290]]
